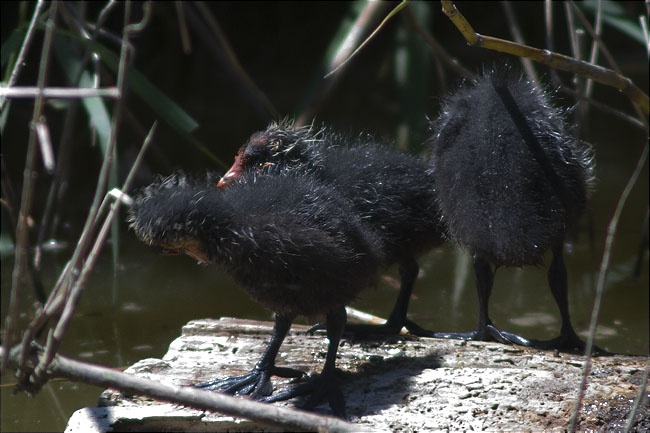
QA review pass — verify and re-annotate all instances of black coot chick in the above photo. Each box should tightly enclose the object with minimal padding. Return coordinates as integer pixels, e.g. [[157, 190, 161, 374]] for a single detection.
[[129, 170, 385, 417], [218, 122, 445, 336], [427, 68, 596, 353]]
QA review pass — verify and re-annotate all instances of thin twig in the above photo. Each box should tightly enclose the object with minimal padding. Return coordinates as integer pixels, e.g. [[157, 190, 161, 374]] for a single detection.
[[401, 5, 473, 80], [564, 1, 582, 69], [568, 1, 620, 76], [0, 0, 47, 110], [0, 158, 47, 303], [191, 1, 279, 120], [174, 1, 192, 54], [539, 2, 644, 130], [0, 86, 121, 98], [18, 1, 148, 389], [31, 1, 152, 387], [568, 142, 650, 432], [6, 0, 58, 379], [39, 123, 155, 380], [501, 1, 538, 83], [345, 307, 407, 334], [557, 84, 646, 129], [32, 119, 55, 173], [562, 0, 588, 136], [439, 0, 649, 119], [640, 15, 650, 58], [625, 362, 650, 432], [572, 0, 603, 98], [323, 1, 405, 80], [296, 1, 391, 127], [544, 0, 555, 54], [36, 0, 119, 261], [0, 345, 364, 433]]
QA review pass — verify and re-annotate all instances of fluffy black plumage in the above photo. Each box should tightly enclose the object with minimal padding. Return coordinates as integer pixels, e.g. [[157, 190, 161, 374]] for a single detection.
[[428, 68, 596, 352], [219, 122, 445, 335], [129, 170, 384, 416]]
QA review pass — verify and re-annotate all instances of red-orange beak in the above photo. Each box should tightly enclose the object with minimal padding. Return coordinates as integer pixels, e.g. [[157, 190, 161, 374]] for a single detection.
[[217, 167, 240, 187], [217, 151, 245, 187]]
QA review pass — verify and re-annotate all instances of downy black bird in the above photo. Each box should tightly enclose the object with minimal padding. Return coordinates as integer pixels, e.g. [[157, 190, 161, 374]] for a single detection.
[[218, 122, 445, 335], [426, 68, 596, 352], [129, 170, 385, 417]]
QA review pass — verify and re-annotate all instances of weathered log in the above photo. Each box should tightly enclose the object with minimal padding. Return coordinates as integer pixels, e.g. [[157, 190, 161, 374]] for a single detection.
[[66, 317, 649, 432]]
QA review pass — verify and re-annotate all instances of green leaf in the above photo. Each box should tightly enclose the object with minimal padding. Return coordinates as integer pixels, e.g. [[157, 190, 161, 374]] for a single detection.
[[54, 36, 112, 157], [1, 29, 24, 70], [91, 41, 200, 134]]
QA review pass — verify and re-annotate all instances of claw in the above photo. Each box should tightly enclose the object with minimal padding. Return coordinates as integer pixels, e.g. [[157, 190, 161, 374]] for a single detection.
[[196, 365, 305, 398], [263, 369, 347, 419]]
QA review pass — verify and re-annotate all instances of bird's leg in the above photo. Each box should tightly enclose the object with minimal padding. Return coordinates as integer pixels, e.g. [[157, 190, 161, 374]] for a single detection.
[[530, 245, 609, 354], [469, 257, 534, 345], [265, 307, 348, 418], [196, 313, 304, 397], [335, 257, 420, 337], [381, 257, 418, 332], [468, 256, 498, 337], [414, 257, 531, 345]]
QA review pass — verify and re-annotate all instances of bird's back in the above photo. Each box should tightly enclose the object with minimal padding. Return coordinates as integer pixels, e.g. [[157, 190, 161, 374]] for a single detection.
[[430, 69, 593, 266]]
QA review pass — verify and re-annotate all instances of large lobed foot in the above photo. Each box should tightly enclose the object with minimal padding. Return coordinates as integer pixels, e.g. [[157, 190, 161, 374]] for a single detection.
[[434, 326, 532, 346], [196, 365, 305, 398], [528, 332, 611, 355], [405, 319, 534, 346], [262, 367, 346, 418], [406, 320, 611, 355]]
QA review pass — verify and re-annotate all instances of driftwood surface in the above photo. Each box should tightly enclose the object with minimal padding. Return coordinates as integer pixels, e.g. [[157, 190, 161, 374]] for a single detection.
[[65, 317, 649, 432]]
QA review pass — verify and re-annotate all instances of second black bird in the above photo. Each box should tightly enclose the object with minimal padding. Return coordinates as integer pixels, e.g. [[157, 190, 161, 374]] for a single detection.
[[218, 122, 445, 336]]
